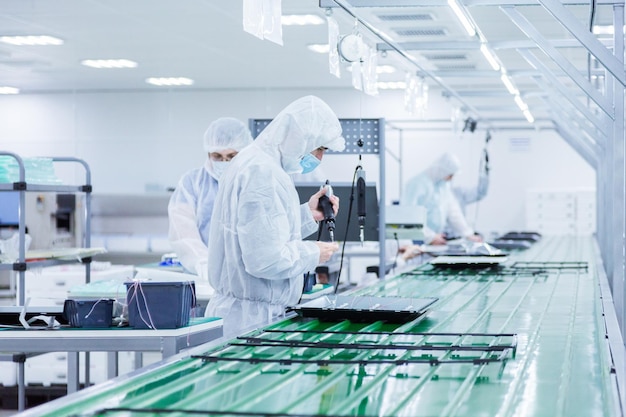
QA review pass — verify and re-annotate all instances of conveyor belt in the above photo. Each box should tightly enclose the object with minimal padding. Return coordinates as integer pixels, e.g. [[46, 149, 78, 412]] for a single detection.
[[18, 237, 622, 417]]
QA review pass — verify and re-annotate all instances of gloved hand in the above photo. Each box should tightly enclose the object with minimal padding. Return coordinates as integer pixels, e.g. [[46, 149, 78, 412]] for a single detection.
[[315, 241, 339, 264], [308, 187, 339, 222]]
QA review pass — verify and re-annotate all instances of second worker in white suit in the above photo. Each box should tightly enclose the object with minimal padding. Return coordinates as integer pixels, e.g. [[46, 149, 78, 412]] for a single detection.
[[168, 118, 253, 284], [403, 152, 482, 245], [205, 95, 344, 337]]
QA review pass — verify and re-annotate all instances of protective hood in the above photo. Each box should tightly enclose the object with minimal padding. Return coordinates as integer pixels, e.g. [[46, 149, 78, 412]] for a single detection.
[[203, 117, 253, 153], [425, 152, 461, 183], [254, 96, 345, 174]]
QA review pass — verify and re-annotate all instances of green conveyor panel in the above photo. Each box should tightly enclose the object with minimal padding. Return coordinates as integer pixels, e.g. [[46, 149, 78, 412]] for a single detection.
[[21, 237, 621, 417]]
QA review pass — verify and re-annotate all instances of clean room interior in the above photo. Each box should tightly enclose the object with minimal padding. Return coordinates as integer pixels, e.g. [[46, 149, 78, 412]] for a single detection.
[[0, 0, 623, 415]]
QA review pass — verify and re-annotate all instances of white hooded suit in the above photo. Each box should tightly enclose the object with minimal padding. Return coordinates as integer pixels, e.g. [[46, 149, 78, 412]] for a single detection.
[[205, 96, 344, 337]]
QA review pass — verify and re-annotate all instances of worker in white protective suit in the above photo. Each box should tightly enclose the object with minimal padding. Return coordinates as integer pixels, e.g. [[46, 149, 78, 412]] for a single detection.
[[402, 152, 482, 246], [205, 95, 344, 337], [452, 150, 490, 217], [167, 117, 253, 285]]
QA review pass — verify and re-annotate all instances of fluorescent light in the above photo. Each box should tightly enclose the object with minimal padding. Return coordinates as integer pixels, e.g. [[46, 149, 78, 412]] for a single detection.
[[347, 65, 397, 74], [146, 77, 194, 87], [307, 44, 330, 53], [0, 35, 63, 46], [447, 0, 476, 36], [376, 65, 396, 74], [480, 44, 500, 71], [523, 109, 535, 123], [81, 59, 138, 69], [514, 95, 528, 111], [500, 73, 518, 95], [281, 14, 325, 26], [0, 86, 19, 94], [592, 25, 614, 35], [377, 81, 407, 90]]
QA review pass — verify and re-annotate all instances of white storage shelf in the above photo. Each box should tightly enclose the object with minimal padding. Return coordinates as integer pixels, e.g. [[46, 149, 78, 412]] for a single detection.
[[526, 189, 596, 236]]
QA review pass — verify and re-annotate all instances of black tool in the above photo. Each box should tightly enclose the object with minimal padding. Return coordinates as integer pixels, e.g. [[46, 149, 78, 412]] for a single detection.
[[356, 167, 366, 245], [318, 180, 336, 242]]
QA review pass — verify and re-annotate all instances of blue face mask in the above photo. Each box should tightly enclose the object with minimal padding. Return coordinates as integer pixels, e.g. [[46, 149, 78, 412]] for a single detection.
[[299, 153, 321, 174]]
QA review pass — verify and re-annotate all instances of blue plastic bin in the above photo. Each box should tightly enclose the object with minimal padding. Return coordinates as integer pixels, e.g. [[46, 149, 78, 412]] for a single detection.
[[63, 299, 114, 328], [125, 281, 196, 329]]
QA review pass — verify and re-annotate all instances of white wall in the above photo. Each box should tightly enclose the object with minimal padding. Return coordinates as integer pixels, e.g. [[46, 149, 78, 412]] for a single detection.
[[0, 87, 596, 236]]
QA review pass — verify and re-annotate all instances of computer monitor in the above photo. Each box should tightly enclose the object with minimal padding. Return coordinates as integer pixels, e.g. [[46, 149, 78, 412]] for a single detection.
[[0, 191, 19, 226], [294, 182, 379, 242], [385, 205, 426, 241]]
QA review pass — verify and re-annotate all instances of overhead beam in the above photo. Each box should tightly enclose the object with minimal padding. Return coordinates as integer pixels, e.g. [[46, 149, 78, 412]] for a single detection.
[[549, 97, 605, 152], [535, 76, 608, 143], [519, 49, 611, 135], [321, 0, 623, 6], [610, 3, 625, 332], [376, 39, 614, 52], [502, 6, 613, 117], [536, 0, 626, 86], [554, 122, 599, 168], [328, 0, 484, 119]]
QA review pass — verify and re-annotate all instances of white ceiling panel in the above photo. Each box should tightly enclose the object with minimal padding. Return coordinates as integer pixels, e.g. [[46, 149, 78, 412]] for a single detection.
[[0, 0, 620, 132]]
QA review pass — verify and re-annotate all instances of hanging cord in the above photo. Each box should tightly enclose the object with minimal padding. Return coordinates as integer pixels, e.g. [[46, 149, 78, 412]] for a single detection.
[[333, 165, 361, 294], [391, 232, 400, 274], [471, 131, 491, 228], [586, 0, 597, 98]]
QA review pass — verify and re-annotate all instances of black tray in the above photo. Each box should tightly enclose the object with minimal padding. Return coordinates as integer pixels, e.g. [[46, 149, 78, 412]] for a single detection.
[[292, 295, 438, 323]]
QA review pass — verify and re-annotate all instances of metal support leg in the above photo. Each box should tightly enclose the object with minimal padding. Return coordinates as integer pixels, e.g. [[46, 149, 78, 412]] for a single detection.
[[67, 352, 80, 394], [17, 360, 25, 411], [107, 352, 118, 379]]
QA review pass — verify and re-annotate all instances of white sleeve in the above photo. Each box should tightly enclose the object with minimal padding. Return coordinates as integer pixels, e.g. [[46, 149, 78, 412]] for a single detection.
[[300, 203, 318, 239], [446, 192, 474, 237], [453, 173, 489, 206], [168, 188, 208, 275]]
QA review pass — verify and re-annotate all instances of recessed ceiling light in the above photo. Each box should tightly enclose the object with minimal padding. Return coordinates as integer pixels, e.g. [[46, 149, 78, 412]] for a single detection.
[[376, 65, 396, 74], [81, 59, 138, 69], [0, 86, 19, 94], [0, 35, 63, 46], [347, 65, 397, 74], [282, 14, 325, 26], [307, 44, 330, 53], [377, 81, 406, 90], [146, 77, 194, 87]]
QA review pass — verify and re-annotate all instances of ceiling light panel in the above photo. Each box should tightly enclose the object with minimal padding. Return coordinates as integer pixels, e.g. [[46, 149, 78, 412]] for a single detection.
[[146, 77, 194, 87], [281, 14, 324, 26], [0, 86, 19, 94], [81, 59, 138, 69], [0, 35, 63, 46], [377, 81, 407, 89], [307, 44, 330, 53]]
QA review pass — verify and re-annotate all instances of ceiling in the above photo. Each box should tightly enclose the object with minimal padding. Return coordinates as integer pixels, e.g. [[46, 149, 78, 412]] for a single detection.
[[0, 0, 620, 133]]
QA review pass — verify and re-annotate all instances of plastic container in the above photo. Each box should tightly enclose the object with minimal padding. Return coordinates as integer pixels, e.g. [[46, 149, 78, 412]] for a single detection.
[[63, 299, 114, 328], [125, 281, 196, 329]]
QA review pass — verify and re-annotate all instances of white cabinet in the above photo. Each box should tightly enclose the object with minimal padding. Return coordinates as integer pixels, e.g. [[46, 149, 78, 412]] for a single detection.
[[526, 188, 596, 236]]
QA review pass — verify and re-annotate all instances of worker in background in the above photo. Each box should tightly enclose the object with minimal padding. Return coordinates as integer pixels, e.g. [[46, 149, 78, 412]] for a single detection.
[[402, 152, 482, 246], [452, 151, 490, 216], [205, 95, 344, 337], [167, 117, 253, 283]]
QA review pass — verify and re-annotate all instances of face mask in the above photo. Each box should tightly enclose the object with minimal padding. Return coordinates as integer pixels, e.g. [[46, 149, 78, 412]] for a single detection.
[[211, 161, 230, 180], [299, 153, 321, 174]]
